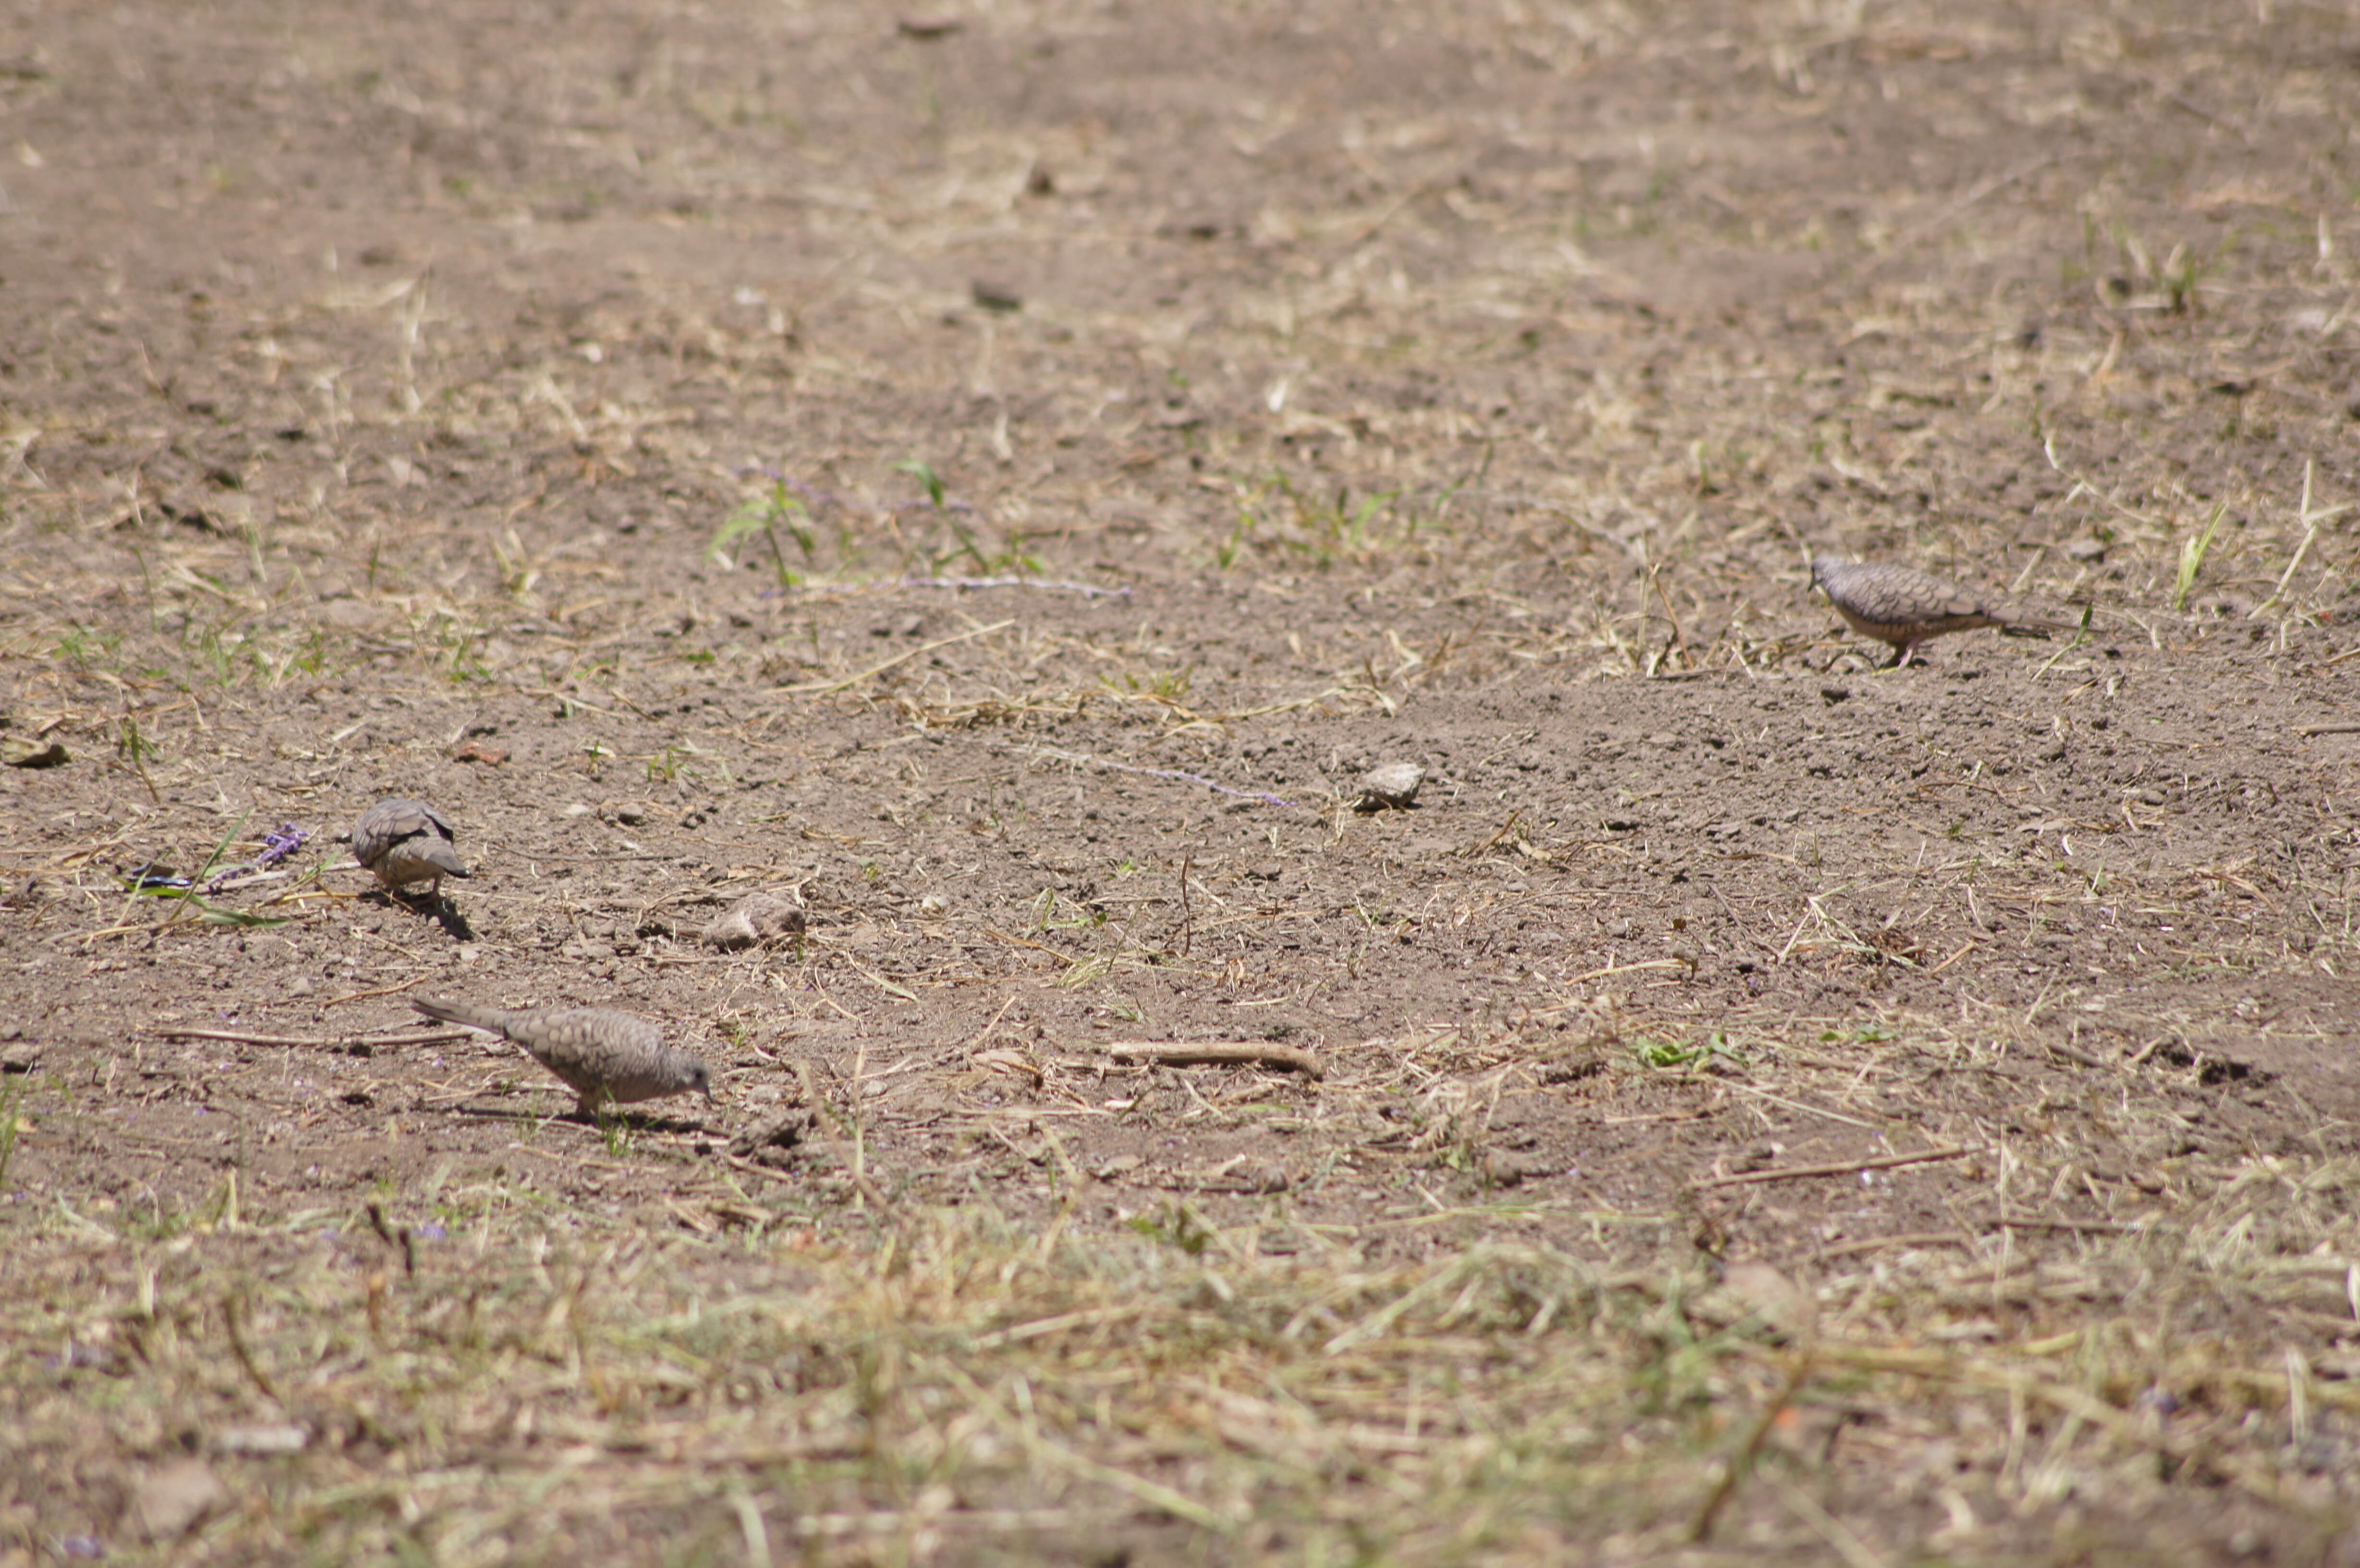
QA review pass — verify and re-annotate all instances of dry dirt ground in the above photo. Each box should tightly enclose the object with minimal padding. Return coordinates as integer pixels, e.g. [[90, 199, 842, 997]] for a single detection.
[[5, 0, 2360, 1563]]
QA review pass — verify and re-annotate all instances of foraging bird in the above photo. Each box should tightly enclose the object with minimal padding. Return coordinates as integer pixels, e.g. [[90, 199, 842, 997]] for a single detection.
[[351, 798, 470, 899], [411, 995, 715, 1115], [1809, 556, 2077, 667]]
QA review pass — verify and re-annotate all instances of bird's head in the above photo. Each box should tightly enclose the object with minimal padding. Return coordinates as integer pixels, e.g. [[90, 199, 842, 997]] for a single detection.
[[690, 1060, 715, 1102]]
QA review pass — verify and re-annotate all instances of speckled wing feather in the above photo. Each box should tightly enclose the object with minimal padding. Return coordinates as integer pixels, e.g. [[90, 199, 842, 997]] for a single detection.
[[411, 995, 713, 1111], [1810, 556, 2074, 665], [351, 798, 470, 893]]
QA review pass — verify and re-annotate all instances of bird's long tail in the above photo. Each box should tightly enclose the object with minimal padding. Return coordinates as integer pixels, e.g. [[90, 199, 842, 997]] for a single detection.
[[411, 995, 512, 1037], [2000, 611, 2083, 637]]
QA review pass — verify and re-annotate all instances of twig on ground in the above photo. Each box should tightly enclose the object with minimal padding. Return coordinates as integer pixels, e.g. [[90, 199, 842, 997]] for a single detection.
[[1693, 1145, 1981, 1191], [157, 1027, 471, 1050], [1096, 1041, 1325, 1078], [1568, 958, 1685, 983], [902, 575, 1129, 599], [1994, 1214, 2132, 1235], [2042, 1038, 2115, 1070]]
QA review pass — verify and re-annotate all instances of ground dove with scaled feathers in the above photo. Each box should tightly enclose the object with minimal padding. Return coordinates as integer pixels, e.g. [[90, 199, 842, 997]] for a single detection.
[[351, 798, 470, 898], [412, 995, 714, 1115], [1809, 556, 2077, 667]]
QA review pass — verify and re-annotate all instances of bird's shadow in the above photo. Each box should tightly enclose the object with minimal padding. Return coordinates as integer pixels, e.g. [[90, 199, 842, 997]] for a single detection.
[[448, 1101, 708, 1137], [368, 889, 477, 941]]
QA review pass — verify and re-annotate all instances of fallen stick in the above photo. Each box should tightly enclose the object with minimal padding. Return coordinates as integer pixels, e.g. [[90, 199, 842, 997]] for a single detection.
[[1993, 1213, 2132, 1235], [2042, 1038, 2115, 1069], [1693, 1144, 1980, 1191], [902, 575, 1130, 600], [1097, 1040, 1324, 1078], [158, 1027, 472, 1050]]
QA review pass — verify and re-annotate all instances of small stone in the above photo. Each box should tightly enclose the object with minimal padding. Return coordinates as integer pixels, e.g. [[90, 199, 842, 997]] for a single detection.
[[130, 1458, 227, 1541], [1229, 1158, 1290, 1194], [213, 1422, 310, 1457], [729, 1104, 813, 1158], [1352, 761, 1426, 811], [1717, 1262, 1818, 1343], [1480, 1148, 1560, 1188]]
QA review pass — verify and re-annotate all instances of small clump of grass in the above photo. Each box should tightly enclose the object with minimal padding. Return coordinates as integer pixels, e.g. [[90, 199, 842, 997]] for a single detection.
[[2171, 499, 2230, 612], [0, 1074, 25, 1188], [1218, 470, 1416, 571], [710, 475, 818, 589], [894, 457, 1043, 577], [1630, 1032, 1747, 1073]]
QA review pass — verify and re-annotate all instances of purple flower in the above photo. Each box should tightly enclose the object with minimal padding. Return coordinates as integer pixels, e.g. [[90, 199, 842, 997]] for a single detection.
[[203, 825, 307, 893], [258, 824, 307, 866]]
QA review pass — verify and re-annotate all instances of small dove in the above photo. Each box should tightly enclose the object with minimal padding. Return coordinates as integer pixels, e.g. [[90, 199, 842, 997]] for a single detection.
[[411, 995, 714, 1114], [351, 798, 470, 898], [1809, 556, 2077, 667]]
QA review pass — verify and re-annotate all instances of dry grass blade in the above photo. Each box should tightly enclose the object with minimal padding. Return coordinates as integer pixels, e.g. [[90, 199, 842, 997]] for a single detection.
[[772, 619, 1017, 695]]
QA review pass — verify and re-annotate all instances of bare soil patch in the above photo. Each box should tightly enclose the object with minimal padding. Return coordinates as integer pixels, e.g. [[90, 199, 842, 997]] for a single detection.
[[5, 1, 2360, 1562]]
